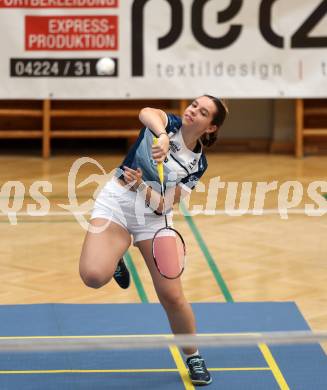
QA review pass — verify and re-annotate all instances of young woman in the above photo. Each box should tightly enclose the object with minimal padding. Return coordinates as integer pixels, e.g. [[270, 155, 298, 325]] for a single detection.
[[79, 95, 228, 386]]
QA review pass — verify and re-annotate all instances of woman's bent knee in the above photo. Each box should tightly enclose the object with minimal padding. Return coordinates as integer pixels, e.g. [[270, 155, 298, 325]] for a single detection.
[[80, 267, 111, 289]]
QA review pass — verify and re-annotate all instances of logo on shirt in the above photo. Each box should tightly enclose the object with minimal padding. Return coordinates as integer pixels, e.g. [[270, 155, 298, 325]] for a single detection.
[[188, 158, 197, 171], [170, 140, 181, 153]]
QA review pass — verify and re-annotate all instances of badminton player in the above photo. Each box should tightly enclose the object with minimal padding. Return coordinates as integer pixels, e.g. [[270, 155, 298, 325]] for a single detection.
[[79, 95, 228, 385]]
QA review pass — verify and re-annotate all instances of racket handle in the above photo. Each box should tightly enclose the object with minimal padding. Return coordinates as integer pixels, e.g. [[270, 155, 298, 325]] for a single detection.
[[153, 137, 164, 184]]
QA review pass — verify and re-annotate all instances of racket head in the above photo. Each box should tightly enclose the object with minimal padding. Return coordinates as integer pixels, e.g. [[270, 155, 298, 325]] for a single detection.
[[152, 227, 186, 279]]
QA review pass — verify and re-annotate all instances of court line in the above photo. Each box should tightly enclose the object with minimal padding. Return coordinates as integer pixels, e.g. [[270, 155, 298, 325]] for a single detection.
[[0, 369, 177, 375], [0, 367, 270, 375], [169, 346, 194, 389], [259, 344, 290, 390], [1, 208, 326, 225], [2, 208, 327, 217], [180, 201, 291, 390]]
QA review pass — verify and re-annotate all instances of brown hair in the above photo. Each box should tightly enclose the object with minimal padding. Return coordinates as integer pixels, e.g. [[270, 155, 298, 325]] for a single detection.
[[200, 95, 229, 147]]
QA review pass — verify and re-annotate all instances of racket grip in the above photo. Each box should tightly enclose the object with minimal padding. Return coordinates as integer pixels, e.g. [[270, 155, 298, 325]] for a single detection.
[[153, 137, 164, 184]]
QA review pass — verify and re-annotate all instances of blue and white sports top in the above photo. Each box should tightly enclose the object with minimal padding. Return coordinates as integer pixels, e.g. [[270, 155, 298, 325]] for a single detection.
[[117, 113, 207, 192]]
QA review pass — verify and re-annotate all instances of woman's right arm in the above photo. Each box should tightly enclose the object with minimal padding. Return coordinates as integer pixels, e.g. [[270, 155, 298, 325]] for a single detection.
[[139, 107, 170, 163], [139, 107, 167, 136]]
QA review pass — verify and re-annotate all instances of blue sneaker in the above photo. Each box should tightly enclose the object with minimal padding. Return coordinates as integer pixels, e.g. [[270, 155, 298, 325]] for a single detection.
[[113, 258, 130, 289], [186, 355, 212, 386]]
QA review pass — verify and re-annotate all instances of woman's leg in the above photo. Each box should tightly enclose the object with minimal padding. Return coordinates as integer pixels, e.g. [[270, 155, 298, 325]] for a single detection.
[[136, 239, 197, 355], [80, 218, 131, 289]]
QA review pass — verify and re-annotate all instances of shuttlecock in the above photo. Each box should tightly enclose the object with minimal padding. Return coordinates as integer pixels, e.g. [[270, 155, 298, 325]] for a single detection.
[[96, 57, 116, 75]]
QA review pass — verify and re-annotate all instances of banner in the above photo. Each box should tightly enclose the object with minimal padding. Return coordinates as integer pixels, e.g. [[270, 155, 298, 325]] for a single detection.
[[0, 0, 326, 98]]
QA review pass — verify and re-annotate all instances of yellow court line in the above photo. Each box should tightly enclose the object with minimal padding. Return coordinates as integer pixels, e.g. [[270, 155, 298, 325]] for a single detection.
[[259, 344, 290, 390], [210, 367, 270, 372], [169, 346, 195, 390], [0, 367, 270, 375], [0, 369, 177, 375]]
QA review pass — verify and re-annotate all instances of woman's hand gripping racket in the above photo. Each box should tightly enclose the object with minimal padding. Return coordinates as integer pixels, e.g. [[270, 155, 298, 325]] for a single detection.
[[152, 137, 186, 279]]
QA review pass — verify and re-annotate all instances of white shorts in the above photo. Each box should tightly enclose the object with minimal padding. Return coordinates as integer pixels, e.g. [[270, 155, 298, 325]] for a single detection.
[[91, 179, 173, 244]]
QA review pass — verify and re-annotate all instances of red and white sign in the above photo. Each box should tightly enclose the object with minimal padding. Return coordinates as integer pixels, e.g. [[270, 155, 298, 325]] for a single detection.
[[25, 15, 118, 50], [0, 0, 118, 8], [0, 0, 326, 98]]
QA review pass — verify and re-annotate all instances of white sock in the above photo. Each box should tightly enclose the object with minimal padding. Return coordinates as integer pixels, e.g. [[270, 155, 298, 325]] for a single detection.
[[184, 350, 200, 360]]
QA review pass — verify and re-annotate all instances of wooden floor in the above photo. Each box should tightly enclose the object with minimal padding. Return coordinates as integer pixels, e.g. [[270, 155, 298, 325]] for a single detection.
[[1, 152, 327, 342]]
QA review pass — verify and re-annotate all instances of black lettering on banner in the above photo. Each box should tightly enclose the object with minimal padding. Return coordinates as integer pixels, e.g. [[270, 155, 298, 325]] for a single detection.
[[191, 0, 243, 48], [259, 0, 284, 48], [10, 58, 118, 77], [132, 0, 183, 76], [291, 0, 327, 48], [158, 0, 183, 50], [131, 0, 326, 78]]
